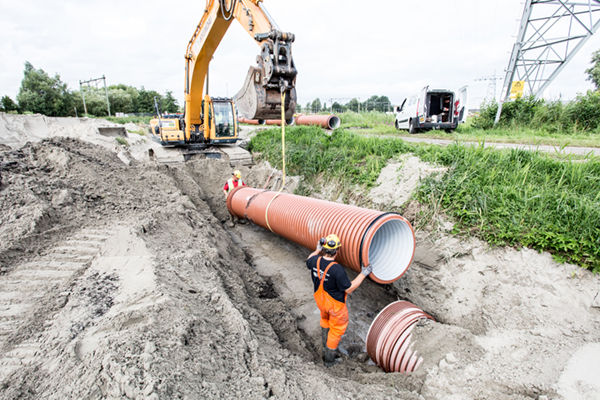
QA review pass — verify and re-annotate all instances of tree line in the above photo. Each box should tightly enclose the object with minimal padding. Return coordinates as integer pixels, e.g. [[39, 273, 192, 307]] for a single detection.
[[298, 95, 392, 114], [0, 62, 179, 117]]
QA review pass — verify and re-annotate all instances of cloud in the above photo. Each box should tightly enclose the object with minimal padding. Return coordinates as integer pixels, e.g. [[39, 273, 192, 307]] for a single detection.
[[1, 0, 599, 110]]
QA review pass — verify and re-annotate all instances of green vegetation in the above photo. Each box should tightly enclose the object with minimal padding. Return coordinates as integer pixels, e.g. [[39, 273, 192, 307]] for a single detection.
[[472, 93, 600, 133], [338, 111, 395, 131], [17, 62, 72, 117], [586, 48, 600, 90], [249, 126, 600, 272], [105, 116, 153, 125], [337, 96, 600, 148], [8, 62, 179, 118], [249, 125, 412, 193], [415, 144, 600, 272], [0, 95, 20, 113], [301, 95, 392, 114], [115, 137, 129, 146]]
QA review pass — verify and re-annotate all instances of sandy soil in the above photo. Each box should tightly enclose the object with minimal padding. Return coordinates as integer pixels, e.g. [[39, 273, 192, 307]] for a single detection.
[[0, 113, 599, 400]]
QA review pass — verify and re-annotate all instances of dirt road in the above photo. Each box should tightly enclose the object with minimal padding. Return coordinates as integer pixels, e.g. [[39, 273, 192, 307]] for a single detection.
[[0, 113, 599, 399], [398, 136, 600, 157]]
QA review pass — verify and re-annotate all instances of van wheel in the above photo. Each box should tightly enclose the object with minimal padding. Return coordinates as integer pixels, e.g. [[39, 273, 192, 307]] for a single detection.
[[445, 129, 454, 133], [408, 119, 417, 134], [395, 120, 400, 130]]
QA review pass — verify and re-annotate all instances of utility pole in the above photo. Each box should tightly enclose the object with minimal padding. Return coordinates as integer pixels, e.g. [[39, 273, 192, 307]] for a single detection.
[[79, 81, 88, 115], [79, 76, 111, 117]]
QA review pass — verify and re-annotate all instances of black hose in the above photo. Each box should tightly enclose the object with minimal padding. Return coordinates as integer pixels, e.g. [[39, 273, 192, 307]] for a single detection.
[[220, 0, 236, 21]]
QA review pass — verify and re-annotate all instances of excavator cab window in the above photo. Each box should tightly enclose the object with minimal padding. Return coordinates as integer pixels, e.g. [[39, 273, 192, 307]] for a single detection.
[[213, 101, 235, 138]]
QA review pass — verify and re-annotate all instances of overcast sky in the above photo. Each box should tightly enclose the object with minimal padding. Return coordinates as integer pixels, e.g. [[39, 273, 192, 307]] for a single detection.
[[1, 0, 600, 110]]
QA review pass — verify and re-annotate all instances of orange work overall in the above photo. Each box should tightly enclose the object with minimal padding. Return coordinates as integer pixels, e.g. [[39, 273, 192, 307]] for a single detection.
[[313, 257, 349, 349]]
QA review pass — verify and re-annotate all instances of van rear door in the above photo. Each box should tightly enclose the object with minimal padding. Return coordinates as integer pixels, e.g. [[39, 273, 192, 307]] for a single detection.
[[458, 86, 468, 123], [417, 86, 428, 123]]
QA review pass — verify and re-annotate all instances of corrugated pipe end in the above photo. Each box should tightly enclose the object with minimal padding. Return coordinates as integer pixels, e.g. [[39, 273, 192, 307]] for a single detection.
[[362, 214, 415, 284], [286, 117, 295, 126], [366, 301, 435, 373], [327, 115, 341, 129]]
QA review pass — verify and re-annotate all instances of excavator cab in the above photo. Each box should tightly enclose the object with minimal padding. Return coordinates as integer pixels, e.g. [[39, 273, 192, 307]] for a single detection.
[[208, 98, 238, 144]]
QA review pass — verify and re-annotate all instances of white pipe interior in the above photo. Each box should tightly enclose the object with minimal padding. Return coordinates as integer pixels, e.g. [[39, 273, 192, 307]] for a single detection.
[[368, 219, 414, 281]]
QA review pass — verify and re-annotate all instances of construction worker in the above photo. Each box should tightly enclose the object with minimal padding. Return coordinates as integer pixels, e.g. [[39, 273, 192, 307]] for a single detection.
[[223, 170, 247, 227], [223, 170, 246, 197], [306, 234, 372, 366]]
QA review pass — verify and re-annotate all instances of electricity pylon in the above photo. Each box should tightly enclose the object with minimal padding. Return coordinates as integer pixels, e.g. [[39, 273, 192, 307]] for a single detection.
[[495, 0, 600, 123], [475, 71, 503, 102]]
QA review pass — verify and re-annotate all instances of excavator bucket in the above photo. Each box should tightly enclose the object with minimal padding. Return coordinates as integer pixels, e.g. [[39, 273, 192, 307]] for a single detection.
[[234, 65, 296, 121]]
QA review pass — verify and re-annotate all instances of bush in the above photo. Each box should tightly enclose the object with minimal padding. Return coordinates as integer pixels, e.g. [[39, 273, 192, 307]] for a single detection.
[[562, 90, 600, 131], [472, 93, 600, 134]]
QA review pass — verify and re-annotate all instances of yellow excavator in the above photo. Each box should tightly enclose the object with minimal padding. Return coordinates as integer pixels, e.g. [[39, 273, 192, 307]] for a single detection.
[[151, 0, 297, 146]]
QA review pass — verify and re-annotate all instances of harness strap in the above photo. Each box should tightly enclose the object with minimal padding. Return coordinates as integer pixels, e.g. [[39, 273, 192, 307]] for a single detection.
[[316, 256, 336, 284]]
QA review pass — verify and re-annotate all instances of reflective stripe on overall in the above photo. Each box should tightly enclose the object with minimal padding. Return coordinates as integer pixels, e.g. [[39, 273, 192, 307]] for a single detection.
[[226, 178, 243, 194], [313, 257, 349, 349]]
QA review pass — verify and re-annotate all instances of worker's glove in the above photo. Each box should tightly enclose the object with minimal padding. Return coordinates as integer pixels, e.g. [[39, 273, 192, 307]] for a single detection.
[[317, 238, 324, 252], [361, 264, 372, 277]]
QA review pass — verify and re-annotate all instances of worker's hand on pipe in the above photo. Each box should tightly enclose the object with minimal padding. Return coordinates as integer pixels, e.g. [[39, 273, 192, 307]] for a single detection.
[[361, 264, 372, 277], [317, 238, 324, 251]]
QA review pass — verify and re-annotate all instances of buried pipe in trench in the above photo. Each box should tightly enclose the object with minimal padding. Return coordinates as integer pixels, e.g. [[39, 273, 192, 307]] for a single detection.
[[226, 186, 415, 283], [366, 300, 435, 373]]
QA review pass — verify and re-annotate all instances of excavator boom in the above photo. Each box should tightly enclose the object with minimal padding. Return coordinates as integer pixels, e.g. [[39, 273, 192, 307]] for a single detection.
[[184, 0, 297, 142]]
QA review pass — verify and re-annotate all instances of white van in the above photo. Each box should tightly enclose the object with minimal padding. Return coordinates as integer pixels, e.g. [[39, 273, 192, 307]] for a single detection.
[[395, 86, 468, 133]]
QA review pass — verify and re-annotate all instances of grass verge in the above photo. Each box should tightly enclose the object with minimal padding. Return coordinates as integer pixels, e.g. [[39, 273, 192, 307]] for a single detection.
[[249, 126, 600, 272]]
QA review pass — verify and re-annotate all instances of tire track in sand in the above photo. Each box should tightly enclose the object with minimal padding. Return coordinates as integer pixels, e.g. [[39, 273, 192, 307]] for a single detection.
[[0, 227, 121, 381]]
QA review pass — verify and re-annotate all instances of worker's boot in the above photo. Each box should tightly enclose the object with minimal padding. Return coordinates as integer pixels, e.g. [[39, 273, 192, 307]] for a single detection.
[[321, 328, 329, 350], [323, 346, 339, 367]]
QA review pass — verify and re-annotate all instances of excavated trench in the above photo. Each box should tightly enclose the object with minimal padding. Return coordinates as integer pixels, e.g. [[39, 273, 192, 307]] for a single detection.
[[163, 158, 401, 366]]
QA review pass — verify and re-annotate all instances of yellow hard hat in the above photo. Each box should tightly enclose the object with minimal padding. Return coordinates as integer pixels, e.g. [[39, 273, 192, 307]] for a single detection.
[[323, 234, 341, 250], [233, 170, 241, 178]]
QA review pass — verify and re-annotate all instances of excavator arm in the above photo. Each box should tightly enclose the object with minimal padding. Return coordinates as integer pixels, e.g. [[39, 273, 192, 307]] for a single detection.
[[184, 0, 297, 140]]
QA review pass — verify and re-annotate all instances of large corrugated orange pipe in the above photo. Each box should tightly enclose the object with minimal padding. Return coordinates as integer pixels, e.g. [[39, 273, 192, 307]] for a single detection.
[[227, 186, 415, 283]]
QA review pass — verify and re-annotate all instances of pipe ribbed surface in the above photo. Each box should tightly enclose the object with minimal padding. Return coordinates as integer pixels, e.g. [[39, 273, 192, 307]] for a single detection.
[[227, 186, 415, 283], [295, 114, 341, 130], [366, 301, 435, 373]]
